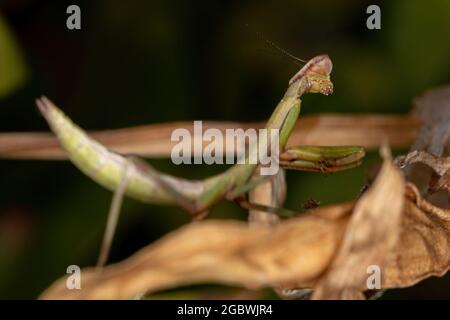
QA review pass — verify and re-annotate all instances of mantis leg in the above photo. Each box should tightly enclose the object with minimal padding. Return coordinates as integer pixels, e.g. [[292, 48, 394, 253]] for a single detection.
[[96, 159, 130, 268], [280, 145, 365, 172], [245, 104, 300, 225], [243, 144, 364, 225], [231, 145, 365, 197]]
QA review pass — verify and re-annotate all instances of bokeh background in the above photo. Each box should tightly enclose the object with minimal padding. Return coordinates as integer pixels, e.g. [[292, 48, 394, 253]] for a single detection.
[[1, 0, 450, 299]]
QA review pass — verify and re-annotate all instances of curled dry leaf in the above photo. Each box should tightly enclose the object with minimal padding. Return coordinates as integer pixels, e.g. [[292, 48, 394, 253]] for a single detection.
[[379, 86, 450, 292], [411, 86, 450, 157], [13, 90, 446, 301], [397, 150, 450, 197], [37, 152, 428, 299], [39, 152, 450, 299], [400, 86, 450, 207], [37, 86, 450, 300], [312, 148, 405, 299], [383, 183, 450, 288], [40, 202, 354, 299]]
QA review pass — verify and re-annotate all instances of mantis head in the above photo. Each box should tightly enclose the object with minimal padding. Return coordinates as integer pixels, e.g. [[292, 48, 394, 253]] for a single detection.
[[288, 54, 333, 96]]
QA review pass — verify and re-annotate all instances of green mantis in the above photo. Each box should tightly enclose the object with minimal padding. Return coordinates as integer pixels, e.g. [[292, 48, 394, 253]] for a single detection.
[[36, 54, 364, 218]]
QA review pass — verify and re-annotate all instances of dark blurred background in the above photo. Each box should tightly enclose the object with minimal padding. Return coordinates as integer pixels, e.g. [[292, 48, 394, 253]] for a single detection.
[[1, 0, 450, 299]]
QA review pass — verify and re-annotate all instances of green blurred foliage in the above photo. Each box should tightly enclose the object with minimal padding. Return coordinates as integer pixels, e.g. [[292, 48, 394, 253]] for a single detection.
[[1, 0, 450, 299], [0, 14, 28, 97]]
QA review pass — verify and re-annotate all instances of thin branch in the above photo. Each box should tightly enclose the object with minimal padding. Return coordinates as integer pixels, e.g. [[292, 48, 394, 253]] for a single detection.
[[0, 114, 419, 160]]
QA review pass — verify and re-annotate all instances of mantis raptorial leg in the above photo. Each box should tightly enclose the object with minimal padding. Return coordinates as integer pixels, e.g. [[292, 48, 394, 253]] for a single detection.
[[36, 54, 365, 263]]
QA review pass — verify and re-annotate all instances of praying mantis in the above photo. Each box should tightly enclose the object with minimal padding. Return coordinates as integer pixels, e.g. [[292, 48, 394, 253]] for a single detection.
[[36, 54, 365, 265]]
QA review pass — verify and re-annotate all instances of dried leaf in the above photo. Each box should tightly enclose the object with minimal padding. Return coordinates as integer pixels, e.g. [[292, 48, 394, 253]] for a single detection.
[[378, 87, 450, 291], [312, 147, 405, 299], [401, 86, 450, 207], [39, 178, 450, 300], [40, 202, 353, 299], [397, 150, 450, 196], [412, 86, 450, 157], [383, 183, 450, 288]]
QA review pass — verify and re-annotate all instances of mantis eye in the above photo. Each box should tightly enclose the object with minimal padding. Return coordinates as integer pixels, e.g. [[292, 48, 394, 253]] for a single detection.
[[309, 54, 333, 76]]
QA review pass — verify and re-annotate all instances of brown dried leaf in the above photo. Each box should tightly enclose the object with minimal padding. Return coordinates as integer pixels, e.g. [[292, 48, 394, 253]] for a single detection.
[[39, 180, 450, 300], [412, 86, 450, 157], [40, 202, 353, 299], [379, 87, 450, 291], [312, 148, 405, 299], [400, 86, 450, 207], [398, 150, 450, 196], [383, 183, 450, 288], [38, 153, 450, 300]]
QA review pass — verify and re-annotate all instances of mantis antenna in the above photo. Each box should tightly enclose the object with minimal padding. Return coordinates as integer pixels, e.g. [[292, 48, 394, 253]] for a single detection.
[[248, 26, 308, 65]]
